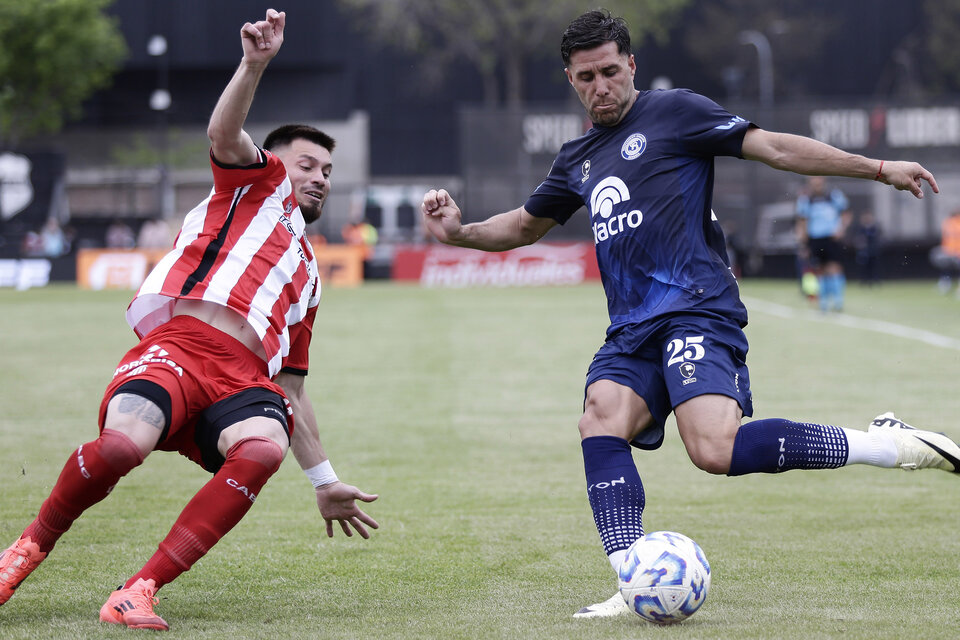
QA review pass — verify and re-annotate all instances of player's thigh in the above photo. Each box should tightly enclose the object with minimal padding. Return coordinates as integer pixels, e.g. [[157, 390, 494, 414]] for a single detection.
[[660, 316, 751, 472], [580, 379, 655, 442], [192, 387, 292, 470], [674, 393, 742, 473], [102, 392, 166, 456]]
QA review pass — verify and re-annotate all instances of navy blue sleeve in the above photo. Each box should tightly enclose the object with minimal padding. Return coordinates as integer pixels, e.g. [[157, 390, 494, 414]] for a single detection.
[[671, 89, 753, 158], [523, 150, 584, 225]]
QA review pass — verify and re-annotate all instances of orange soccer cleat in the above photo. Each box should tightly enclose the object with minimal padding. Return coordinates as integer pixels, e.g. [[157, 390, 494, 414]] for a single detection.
[[0, 537, 47, 605], [99, 578, 169, 631]]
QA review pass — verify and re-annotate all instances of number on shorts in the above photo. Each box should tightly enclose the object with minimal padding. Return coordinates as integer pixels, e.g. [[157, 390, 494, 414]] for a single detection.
[[666, 335, 705, 367]]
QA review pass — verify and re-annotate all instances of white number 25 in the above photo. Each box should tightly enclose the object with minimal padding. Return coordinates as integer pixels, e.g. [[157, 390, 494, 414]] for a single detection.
[[666, 335, 705, 367]]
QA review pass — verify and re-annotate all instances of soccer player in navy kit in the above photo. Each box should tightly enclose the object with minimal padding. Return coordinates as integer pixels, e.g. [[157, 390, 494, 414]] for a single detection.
[[421, 10, 960, 618]]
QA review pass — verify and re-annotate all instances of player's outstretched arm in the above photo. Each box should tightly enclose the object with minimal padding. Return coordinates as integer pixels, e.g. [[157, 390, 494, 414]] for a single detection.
[[207, 8, 287, 166], [742, 128, 939, 199], [276, 371, 379, 539], [421, 188, 556, 251]]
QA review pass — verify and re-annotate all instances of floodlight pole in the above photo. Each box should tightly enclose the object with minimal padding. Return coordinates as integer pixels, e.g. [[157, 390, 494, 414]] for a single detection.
[[148, 34, 174, 219], [739, 30, 773, 110]]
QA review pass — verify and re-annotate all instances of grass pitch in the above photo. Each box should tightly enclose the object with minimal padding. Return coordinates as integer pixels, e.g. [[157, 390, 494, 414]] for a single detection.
[[1, 279, 959, 639]]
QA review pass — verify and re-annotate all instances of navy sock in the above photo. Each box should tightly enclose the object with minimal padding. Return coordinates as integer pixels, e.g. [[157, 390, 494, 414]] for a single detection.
[[727, 418, 849, 476], [581, 436, 645, 556]]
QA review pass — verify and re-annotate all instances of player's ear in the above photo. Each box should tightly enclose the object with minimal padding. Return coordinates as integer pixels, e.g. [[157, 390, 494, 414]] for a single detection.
[[565, 67, 573, 85]]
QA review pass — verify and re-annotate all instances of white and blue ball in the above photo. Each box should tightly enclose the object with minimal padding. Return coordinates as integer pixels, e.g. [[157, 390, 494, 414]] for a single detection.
[[618, 531, 711, 625]]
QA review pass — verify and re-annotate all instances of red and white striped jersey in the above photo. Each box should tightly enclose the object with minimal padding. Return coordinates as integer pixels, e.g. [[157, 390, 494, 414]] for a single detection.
[[126, 150, 321, 378]]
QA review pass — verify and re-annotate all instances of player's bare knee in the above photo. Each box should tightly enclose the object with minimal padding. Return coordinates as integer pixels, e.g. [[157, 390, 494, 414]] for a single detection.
[[684, 429, 736, 475], [578, 402, 627, 439], [688, 447, 731, 475]]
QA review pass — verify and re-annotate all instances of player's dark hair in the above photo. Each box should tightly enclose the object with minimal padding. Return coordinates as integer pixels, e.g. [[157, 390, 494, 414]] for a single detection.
[[263, 124, 336, 153], [560, 9, 631, 66]]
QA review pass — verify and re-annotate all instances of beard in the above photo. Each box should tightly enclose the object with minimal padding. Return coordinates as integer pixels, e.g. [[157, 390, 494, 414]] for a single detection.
[[589, 108, 622, 126], [299, 201, 322, 224], [588, 101, 628, 126]]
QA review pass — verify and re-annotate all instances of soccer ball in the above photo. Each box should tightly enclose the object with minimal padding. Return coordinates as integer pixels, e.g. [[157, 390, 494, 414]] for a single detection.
[[618, 531, 711, 625]]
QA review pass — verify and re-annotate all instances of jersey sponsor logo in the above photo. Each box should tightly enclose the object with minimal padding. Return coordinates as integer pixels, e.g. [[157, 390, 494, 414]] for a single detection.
[[715, 116, 746, 130], [620, 133, 647, 160], [114, 344, 184, 379], [277, 212, 309, 265], [589, 176, 643, 244]]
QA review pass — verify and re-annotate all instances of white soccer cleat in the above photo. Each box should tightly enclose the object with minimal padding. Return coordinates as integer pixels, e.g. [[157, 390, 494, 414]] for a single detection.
[[573, 592, 630, 619], [868, 412, 960, 473]]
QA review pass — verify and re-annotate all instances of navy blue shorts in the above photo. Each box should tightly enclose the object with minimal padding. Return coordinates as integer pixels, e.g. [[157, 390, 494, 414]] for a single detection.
[[585, 314, 754, 450]]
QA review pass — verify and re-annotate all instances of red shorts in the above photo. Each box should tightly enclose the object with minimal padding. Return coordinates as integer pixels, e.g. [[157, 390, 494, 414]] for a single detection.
[[99, 315, 294, 471]]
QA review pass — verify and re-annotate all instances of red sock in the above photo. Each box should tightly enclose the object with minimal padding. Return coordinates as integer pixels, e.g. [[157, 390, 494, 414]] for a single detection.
[[23, 429, 144, 553], [126, 437, 283, 589]]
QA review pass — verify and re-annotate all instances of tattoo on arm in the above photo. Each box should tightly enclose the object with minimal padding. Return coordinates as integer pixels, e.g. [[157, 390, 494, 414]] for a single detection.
[[116, 394, 167, 431]]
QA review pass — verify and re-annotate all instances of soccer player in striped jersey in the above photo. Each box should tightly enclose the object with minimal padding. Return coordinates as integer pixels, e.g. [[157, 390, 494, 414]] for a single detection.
[[421, 9, 959, 619], [0, 9, 377, 631]]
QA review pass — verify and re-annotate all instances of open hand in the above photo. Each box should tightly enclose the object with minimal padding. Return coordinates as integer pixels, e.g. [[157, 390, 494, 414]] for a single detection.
[[315, 481, 379, 539]]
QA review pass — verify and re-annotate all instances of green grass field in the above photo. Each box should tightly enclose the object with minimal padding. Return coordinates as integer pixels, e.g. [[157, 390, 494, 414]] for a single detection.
[[1, 279, 959, 639]]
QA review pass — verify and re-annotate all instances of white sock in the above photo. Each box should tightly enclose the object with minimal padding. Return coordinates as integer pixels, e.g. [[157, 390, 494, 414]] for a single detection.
[[843, 428, 898, 467], [608, 549, 627, 573]]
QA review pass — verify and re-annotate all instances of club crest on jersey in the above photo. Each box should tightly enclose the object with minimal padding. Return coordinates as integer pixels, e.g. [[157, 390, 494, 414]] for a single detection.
[[581, 159, 591, 183], [680, 362, 696, 378], [620, 133, 646, 160]]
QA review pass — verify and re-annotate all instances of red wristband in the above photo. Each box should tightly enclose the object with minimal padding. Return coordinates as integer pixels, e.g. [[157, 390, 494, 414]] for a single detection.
[[874, 160, 884, 181]]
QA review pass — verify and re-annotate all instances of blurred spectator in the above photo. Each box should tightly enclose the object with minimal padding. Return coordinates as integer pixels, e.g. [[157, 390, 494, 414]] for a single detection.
[[40, 218, 68, 257], [20, 218, 69, 258], [105, 219, 136, 249], [795, 176, 851, 312], [341, 217, 378, 260], [851, 210, 882, 286], [308, 233, 327, 248], [930, 209, 960, 295], [137, 218, 172, 249], [20, 231, 44, 258]]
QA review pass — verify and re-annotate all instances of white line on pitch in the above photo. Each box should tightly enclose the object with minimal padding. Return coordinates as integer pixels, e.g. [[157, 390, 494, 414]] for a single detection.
[[741, 296, 960, 352]]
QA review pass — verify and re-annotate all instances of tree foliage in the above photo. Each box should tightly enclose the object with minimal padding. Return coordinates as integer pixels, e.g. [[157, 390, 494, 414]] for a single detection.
[[680, 0, 840, 102], [0, 0, 127, 148], [923, 0, 960, 94], [336, 0, 691, 107]]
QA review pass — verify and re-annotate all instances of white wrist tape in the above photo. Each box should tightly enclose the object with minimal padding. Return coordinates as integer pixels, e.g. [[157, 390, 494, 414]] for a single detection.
[[305, 460, 338, 488]]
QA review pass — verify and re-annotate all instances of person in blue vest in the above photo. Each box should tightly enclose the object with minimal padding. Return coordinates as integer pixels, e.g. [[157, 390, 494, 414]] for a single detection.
[[796, 176, 852, 311]]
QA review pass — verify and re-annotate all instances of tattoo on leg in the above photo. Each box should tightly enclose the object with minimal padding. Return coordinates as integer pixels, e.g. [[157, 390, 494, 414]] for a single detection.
[[116, 394, 166, 431]]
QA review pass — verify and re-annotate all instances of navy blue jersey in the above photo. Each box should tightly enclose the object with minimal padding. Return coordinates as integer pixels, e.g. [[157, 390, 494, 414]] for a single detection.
[[525, 89, 752, 338]]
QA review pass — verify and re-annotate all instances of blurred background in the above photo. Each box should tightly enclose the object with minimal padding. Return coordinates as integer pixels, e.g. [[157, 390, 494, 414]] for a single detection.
[[2, 0, 959, 288]]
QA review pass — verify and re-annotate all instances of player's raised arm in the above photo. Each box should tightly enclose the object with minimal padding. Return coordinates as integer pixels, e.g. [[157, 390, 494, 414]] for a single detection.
[[741, 127, 939, 199], [421, 188, 557, 251], [207, 8, 287, 166]]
